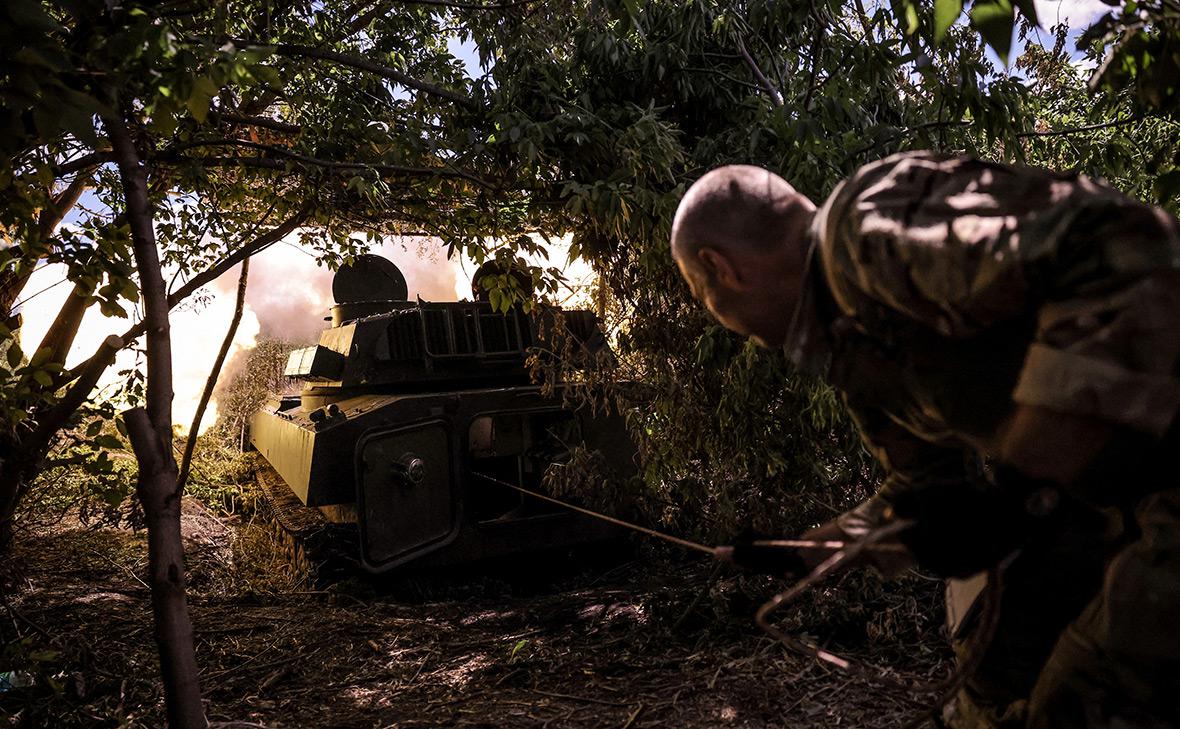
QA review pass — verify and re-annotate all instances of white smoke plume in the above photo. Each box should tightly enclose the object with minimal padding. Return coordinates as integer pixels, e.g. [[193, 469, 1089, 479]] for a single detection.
[[218, 236, 466, 344], [16, 235, 464, 435], [16, 232, 593, 436]]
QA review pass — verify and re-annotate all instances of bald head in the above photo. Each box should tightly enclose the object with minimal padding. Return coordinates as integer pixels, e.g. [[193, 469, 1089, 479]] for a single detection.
[[671, 165, 814, 263], [669, 165, 816, 348]]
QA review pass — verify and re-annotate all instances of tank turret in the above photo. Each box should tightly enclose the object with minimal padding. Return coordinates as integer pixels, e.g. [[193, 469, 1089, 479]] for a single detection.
[[251, 255, 632, 576]]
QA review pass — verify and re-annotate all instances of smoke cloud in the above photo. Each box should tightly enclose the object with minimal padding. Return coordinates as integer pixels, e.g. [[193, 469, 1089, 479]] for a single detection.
[[214, 236, 464, 344], [15, 233, 592, 436], [16, 235, 465, 435]]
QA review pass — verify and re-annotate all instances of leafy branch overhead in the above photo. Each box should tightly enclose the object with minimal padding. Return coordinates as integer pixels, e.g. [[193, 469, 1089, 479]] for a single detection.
[[924, 0, 1041, 64]]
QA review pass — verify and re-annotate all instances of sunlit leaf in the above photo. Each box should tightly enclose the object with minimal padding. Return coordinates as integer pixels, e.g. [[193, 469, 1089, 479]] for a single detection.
[[935, 0, 963, 44]]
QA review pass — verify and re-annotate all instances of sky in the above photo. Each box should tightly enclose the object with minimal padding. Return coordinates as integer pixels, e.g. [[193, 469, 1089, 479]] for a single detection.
[[985, 0, 1114, 70]]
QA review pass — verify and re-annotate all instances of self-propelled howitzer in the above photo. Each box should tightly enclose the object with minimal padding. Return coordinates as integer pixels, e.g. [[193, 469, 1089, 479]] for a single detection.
[[250, 255, 634, 578]]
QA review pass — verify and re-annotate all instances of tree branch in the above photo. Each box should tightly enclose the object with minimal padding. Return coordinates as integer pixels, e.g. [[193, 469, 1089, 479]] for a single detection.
[[1015, 116, 1142, 138], [263, 42, 476, 108], [24, 334, 125, 460], [35, 284, 92, 375], [39, 169, 94, 238], [395, 0, 538, 9], [177, 258, 249, 491], [851, 0, 876, 40], [53, 151, 113, 178], [217, 112, 302, 135], [159, 139, 495, 187], [3, 169, 95, 321], [802, 28, 825, 112], [680, 67, 763, 92], [736, 36, 784, 107]]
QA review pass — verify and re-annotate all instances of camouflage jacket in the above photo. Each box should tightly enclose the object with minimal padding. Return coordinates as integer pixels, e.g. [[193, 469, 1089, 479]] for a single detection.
[[784, 151, 1180, 505]]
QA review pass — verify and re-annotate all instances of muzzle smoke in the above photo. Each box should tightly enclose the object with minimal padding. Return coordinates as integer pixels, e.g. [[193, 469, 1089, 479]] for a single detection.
[[17, 235, 465, 436]]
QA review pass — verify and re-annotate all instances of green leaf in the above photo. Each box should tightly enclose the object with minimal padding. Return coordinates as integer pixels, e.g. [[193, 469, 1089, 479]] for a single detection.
[[186, 76, 218, 122], [86, 419, 104, 437], [970, 0, 1016, 65], [93, 434, 124, 451], [6, 342, 23, 368], [510, 638, 528, 660], [32, 370, 53, 387], [1156, 169, 1180, 204], [248, 64, 282, 90], [29, 346, 53, 367], [935, 0, 964, 43], [905, 2, 920, 35], [150, 104, 179, 136]]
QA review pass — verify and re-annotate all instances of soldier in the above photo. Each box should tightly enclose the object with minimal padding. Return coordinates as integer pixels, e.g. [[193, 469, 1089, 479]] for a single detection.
[[670, 152, 1180, 728]]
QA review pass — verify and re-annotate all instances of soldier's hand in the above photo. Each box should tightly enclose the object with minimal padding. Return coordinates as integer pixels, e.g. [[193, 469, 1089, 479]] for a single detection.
[[802, 517, 915, 578], [888, 468, 1060, 578], [715, 513, 915, 579]]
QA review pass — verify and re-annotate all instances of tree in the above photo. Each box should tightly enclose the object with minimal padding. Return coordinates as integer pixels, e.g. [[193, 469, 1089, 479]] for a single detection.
[[455, 0, 1178, 536], [1, 1, 525, 723], [0, 0, 499, 544]]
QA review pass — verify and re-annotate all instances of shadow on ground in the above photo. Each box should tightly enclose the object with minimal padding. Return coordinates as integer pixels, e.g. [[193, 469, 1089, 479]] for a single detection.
[[1, 501, 951, 728]]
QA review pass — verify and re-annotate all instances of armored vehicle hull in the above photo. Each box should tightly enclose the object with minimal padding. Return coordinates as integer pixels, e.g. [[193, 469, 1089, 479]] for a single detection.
[[250, 255, 634, 576]]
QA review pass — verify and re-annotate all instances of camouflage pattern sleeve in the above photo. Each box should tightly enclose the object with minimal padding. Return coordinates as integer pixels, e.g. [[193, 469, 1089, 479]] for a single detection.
[[1012, 236, 1180, 436], [842, 397, 970, 505], [820, 152, 1180, 435]]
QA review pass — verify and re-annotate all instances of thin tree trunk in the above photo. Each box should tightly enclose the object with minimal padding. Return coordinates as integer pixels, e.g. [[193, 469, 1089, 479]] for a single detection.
[[108, 114, 206, 729], [36, 283, 92, 369], [0, 206, 306, 553], [0, 461, 26, 551], [177, 258, 250, 491], [2, 170, 92, 328]]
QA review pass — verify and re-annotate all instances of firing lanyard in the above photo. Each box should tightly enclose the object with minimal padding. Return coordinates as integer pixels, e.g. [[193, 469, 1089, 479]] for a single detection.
[[473, 470, 1004, 729], [471, 471, 908, 562]]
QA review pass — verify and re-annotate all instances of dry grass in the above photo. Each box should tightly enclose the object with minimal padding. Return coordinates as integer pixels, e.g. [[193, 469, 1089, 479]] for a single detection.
[[0, 503, 952, 728]]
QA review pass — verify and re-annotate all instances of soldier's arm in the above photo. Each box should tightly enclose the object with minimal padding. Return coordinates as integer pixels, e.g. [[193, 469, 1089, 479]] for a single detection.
[[812, 400, 1019, 578], [831, 159, 1180, 483], [995, 405, 1113, 486]]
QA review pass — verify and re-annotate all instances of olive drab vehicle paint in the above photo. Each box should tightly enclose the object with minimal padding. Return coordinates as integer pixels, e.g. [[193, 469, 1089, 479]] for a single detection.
[[250, 255, 634, 577]]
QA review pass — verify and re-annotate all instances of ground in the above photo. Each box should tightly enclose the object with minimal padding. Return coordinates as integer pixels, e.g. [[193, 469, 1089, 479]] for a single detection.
[[1, 500, 952, 728]]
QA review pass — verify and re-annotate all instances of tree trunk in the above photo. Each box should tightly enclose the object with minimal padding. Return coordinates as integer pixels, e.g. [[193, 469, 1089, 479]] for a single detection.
[[35, 283, 93, 379], [0, 460, 27, 552], [124, 408, 205, 729], [1, 170, 93, 326], [108, 114, 206, 729], [177, 257, 250, 491]]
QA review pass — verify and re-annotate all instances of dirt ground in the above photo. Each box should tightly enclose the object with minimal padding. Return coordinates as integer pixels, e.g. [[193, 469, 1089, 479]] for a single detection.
[[1, 500, 953, 728]]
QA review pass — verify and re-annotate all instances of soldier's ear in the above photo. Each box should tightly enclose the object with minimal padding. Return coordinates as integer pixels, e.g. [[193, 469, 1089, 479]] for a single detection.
[[698, 247, 742, 289]]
